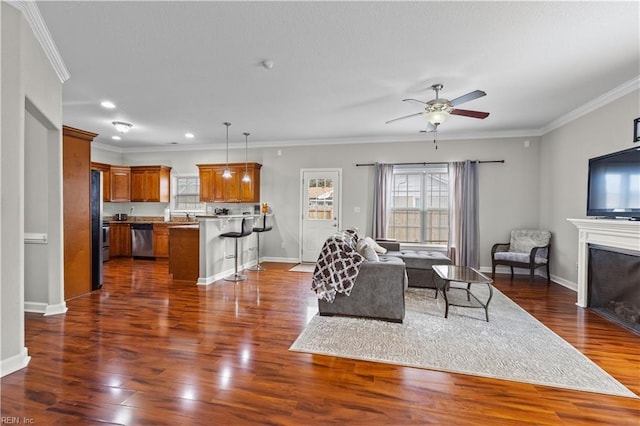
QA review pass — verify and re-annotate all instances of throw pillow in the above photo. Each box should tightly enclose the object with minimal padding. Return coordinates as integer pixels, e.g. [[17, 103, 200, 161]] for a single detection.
[[356, 239, 379, 261], [365, 236, 387, 254]]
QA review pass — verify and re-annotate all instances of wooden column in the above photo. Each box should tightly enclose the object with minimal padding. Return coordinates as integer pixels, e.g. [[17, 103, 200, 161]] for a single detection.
[[63, 125, 97, 299]]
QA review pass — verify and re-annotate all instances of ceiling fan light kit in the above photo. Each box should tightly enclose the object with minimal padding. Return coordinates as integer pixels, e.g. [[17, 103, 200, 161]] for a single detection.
[[386, 83, 490, 129]]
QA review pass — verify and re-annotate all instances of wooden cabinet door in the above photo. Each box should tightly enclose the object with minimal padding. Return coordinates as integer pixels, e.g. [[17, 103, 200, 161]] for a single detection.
[[130, 169, 146, 201], [238, 163, 262, 202], [110, 223, 131, 256], [110, 166, 131, 202], [225, 168, 241, 202], [91, 162, 111, 202], [153, 224, 169, 258], [130, 166, 171, 202]]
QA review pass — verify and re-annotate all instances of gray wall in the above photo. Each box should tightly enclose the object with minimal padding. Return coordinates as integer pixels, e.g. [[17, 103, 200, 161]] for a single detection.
[[1, 3, 64, 375], [539, 89, 640, 288], [96, 134, 542, 268]]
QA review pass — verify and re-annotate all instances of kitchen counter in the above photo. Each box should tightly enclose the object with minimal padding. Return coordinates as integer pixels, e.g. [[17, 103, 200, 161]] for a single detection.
[[197, 215, 271, 285]]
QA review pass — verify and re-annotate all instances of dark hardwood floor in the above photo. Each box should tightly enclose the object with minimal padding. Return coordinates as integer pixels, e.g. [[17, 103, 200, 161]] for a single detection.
[[2, 259, 639, 425]]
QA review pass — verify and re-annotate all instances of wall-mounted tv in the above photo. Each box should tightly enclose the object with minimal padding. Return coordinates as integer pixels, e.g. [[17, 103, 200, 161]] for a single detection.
[[587, 146, 640, 219]]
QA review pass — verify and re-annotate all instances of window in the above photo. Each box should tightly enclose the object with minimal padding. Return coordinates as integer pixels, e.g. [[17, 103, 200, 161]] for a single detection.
[[387, 164, 449, 244], [173, 176, 205, 211], [306, 178, 334, 220]]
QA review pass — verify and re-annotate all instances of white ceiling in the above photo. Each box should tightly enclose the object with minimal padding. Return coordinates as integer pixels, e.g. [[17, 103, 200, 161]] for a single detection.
[[35, 1, 640, 151]]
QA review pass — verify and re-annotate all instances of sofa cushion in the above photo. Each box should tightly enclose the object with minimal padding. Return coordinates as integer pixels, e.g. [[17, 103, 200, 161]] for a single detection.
[[384, 250, 452, 270], [494, 251, 548, 264], [509, 230, 551, 253], [365, 236, 387, 254], [356, 239, 379, 262]]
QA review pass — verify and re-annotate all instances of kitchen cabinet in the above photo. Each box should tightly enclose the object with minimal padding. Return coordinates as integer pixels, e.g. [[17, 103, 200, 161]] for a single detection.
[[91, 162, 111, 202], [197, 162, 261, 203], [153, 223, 169, 258], [110, 223, 131, 256], [110, 166, 131, 202], [169, 225, 199, 281], [130, 165, 172, 202], [63, 126, 97, 299]]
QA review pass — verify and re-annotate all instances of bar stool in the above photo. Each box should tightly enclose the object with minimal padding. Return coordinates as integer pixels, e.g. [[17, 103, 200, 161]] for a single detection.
[[221, 217, 253, 282], [249, 214, 273, 271]]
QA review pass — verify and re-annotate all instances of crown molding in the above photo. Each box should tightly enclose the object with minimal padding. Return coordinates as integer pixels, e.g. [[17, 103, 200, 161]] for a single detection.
[[540, 76, 640, 135], [94, 128, 542, 154], [7, 0, 70, 83]]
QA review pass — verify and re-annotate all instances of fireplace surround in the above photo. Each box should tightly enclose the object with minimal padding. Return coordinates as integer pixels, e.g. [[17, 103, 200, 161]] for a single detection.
[[568, 219, 640, 313]]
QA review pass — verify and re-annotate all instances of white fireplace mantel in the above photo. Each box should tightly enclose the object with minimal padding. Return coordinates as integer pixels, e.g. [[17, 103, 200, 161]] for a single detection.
[[567, 218, 640, 307]]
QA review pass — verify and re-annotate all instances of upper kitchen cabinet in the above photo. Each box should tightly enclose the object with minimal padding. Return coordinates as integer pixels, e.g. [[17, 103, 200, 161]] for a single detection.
[[197, 162, 262, 203], [91, 162, 111, 201], [110, 165, 131, 202], [130, 165, 172, 202]]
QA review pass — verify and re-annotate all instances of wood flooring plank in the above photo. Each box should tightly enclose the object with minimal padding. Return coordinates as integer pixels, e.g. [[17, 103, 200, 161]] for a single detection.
[[1, 260, 639, 424]]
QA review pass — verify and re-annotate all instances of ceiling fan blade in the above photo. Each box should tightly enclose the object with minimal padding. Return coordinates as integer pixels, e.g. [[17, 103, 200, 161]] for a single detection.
[[450, 109, 490, 119], [449, 90, 486, 107], [385, 112, 423, 124], [402, 98, 427, 105]]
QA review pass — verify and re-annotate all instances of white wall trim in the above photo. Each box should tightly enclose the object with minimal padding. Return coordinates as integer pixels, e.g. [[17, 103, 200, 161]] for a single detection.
[[7, 0, 70, 83], [540, 76, 640, 135], [24, 301, 47, 314], [263, 257, 299, 264], [549, 274, 577, 292], [0, 347, 31, 378]]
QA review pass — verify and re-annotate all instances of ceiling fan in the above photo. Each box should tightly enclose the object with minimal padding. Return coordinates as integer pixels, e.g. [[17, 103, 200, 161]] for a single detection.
[[386, 83, 490, 132]]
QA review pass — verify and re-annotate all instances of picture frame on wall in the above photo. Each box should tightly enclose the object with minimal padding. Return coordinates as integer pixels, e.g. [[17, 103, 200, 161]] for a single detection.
[[635, 117, 640, 143]]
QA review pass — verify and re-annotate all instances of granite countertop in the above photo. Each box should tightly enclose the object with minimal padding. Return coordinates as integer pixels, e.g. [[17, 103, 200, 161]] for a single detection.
[[108, 216, 199, 225]]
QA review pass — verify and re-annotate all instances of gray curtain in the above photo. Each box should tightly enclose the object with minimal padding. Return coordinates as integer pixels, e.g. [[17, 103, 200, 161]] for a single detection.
[[448, 160, 479, 268], [372, 163, 393, 239]]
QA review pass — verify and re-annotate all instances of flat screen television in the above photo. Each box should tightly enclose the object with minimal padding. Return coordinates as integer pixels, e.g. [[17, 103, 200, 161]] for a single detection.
[[587, 146, 640, 219]]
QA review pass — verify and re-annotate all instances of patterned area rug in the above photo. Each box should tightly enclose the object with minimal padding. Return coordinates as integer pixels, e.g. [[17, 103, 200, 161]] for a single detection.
[[290, 287, 636, 398]]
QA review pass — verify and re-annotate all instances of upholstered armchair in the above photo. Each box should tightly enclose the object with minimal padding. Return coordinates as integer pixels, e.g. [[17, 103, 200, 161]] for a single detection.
[[491, 230, 551, 284]]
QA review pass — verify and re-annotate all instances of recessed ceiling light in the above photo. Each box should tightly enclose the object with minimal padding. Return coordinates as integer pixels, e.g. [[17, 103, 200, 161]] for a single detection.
[[112, 135, 121, 140], [185, 133, 194, 139], [101, 101, 116, 109], [168, 142, 179, 145]]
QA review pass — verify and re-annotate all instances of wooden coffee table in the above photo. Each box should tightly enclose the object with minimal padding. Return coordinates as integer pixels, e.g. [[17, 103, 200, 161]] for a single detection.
[[432, 265, 494, 321]]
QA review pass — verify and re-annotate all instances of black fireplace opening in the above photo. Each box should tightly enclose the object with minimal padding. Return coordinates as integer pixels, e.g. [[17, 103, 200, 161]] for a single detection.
[[588, 244, 640, 335]]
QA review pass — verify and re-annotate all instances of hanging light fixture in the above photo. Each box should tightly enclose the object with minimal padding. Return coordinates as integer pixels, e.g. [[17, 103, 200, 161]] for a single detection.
[[222, 122, 232, 179], [112, 121, 132, 133], [242, 132, 251, 183]]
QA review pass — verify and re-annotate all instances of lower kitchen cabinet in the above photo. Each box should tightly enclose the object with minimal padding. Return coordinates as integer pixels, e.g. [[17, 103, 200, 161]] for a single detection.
[[153, 224, 169, 258], [110, 223, 131, 256]]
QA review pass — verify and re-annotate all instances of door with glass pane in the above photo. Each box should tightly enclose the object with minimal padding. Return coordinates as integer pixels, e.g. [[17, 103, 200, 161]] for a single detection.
[[301, 170, 341, 263]]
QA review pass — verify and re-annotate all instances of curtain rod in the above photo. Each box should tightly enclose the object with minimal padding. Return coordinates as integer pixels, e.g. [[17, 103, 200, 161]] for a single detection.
[[355, 160, 504, 167]]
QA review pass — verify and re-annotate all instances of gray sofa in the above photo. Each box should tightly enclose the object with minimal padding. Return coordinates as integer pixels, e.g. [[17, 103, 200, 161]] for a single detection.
[[318, 255, 408, 323], [378, 241, 452, 288]]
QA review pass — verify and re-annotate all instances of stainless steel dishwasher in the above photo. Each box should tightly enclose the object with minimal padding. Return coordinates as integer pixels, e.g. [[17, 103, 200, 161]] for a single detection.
[[131, 223, 154, 259]]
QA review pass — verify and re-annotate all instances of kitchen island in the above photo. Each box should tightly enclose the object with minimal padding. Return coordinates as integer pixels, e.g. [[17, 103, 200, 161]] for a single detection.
[[196, 215, 264, 285]]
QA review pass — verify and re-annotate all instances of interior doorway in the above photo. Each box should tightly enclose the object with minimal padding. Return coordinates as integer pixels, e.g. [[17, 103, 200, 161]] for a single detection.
[[300, 169, 342, 263]]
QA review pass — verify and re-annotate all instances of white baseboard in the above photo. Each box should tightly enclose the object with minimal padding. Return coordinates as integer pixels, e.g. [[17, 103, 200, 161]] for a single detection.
[[479, 266, 577, 292], [196, 260, 259, 285], [262, 256, 299, 264], [24, 301, 68, 316], [1, 347, 30, 378], [45, 302, 68, 316]]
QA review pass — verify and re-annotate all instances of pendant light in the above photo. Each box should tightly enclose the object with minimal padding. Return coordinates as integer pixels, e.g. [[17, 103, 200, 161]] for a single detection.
[[222, 122, 232, 179], [242, 132, 251, 183]]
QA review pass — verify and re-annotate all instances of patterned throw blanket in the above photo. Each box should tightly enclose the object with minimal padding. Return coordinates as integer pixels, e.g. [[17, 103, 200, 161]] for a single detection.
[[312, 235, 365, 303]]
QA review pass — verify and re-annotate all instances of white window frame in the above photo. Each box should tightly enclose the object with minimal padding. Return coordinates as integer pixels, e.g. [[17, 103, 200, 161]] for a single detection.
[[388, 164, 449, 247], [171, 174, 206, 214]]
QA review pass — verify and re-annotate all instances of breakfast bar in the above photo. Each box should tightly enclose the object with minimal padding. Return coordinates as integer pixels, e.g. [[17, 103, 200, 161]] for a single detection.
[[196, 215, 262, 285]]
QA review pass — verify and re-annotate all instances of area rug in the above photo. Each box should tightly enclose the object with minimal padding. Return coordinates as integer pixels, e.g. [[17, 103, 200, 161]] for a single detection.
[[288, 263, 315, 273], [290, 287, 637, 398]]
